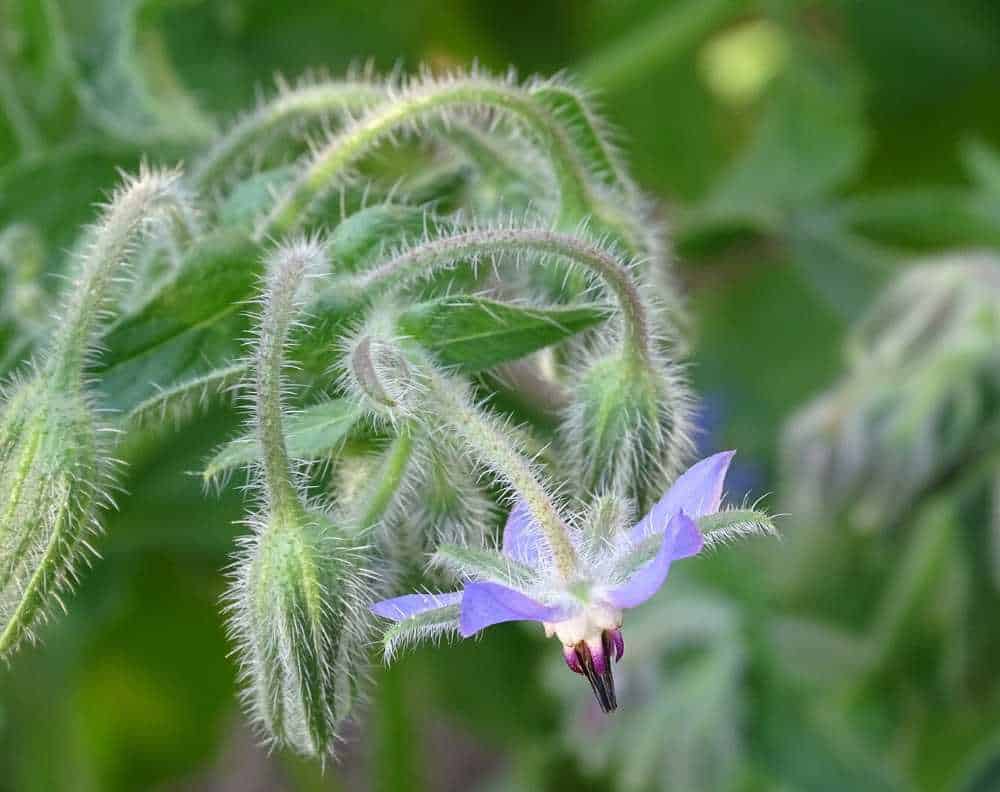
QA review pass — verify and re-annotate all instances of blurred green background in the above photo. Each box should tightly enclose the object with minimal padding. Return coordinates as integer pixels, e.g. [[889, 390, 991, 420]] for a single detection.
[[2, 0, 1000, 790]]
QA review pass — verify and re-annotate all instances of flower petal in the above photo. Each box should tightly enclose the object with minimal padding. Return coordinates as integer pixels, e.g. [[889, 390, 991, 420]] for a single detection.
[[371, 591, 463, 621], [459, 581, 574, 637], [502, 498, 549, 567], [629, 451, 735, 543], [606, 511, 701, 609]]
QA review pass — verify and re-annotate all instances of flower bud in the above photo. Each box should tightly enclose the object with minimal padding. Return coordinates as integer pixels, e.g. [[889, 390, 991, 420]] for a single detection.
[[341, 317, 423, 423], [229, 504, 371, 757], [0, 381, 101, 656], [564, 351, 693, 510], [783, 252, 1000, 528]]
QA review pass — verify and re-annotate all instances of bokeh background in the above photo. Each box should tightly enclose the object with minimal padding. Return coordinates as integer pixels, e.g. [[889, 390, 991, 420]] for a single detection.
[[2, 0, 1000, 790]]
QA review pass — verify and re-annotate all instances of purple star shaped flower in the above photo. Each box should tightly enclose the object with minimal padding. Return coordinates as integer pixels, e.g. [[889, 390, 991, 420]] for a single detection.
[[372, 451, 736, 712]]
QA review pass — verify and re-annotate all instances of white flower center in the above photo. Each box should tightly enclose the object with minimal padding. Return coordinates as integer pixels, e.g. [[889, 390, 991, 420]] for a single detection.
[[543, 602, 622, 648]]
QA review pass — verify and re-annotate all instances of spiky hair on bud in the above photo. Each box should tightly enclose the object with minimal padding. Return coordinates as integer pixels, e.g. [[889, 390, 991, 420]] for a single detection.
[[336, 307, 425, 427], [0, 375, 106, 659], [226, 237, 376, 758], [0, 165, 192, 658], [560, 340, 696, 513]]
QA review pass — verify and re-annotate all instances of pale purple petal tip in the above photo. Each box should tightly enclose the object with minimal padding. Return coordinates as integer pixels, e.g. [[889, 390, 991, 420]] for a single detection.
[[371, 591, 462, 621], [502, 498, 549, 567], [606, 511, 700, 609], [459, 581, 573, 638], [629, 451, 735, 543]]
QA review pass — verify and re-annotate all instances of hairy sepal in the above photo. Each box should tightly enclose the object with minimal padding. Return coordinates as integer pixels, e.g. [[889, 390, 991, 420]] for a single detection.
[[0, 382, 103, 657], [563, 349, 694, 511], [228, 504, 372, 758]]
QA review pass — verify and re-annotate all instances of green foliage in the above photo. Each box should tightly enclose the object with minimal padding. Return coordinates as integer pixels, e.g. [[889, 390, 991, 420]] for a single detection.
[[1, 0, 999, 790], [397, 296, 610, 371]]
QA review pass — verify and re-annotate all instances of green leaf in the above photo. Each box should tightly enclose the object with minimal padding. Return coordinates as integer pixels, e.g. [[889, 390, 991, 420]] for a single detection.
[[397, 296, 610, 371], [216, 166, 296, 230], [203, 398, 363, 482], [327, 203, 427, 273], [97, 229, 260, 414], [840, 188, 1000, 249]]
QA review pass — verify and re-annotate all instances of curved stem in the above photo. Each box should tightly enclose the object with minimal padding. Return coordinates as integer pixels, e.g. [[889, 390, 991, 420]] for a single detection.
[[45, 168, 185, 392], [192, 80, 386, 189], [256, 77, 605, 241], [421, 368, 577, 581], [253, 242, 324, 517], [353, 227, 652, 364]]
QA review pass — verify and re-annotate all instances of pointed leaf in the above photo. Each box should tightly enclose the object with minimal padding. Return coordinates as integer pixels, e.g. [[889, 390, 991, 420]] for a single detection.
[[398, 296, 610, 371], [97, 230, 259, 413], [204, 399, 364, 482]]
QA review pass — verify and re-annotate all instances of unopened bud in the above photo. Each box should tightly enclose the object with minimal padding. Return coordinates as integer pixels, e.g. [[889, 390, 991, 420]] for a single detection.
[[342, 326, 422, 422], [229, 505, 371, 757], [565, 351, 693, 510], [0, 381, 101, 656]]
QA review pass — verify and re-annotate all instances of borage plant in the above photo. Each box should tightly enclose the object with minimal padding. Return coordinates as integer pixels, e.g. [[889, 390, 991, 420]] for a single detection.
[[0, 68, 776, 757]]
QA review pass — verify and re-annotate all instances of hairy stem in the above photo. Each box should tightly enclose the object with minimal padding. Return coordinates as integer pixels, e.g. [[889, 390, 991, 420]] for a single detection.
[[253, 241, 324, 517], [45, 168, 186, 392], [192, 80, 386, 189], [257, 76, 610, 241], [353, 227, 653, 364], [420, 368, 577, 580]]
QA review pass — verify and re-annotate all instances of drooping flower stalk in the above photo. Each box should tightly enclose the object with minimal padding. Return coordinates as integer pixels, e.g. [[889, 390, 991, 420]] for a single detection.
[[256, 73, 638, 246], [228, 238, 372, 757], [0, 167, 189, 657], [421, 367, 579, 581], [345, 224, 694, 502], [350, 226, 653, 364], [340, 318, 578, 580], [191, 77, 386, 189], [46, 167, 189, 392]]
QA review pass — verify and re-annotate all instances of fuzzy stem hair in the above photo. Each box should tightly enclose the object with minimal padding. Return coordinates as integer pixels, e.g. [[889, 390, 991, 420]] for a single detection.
[[45, 166, 188, 392], [353, 226, 654, 364], [253, 239, 326, 518], [419, 366, 577, 581], [257, 74, 612, 241], [192, 78, 386, 189]]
